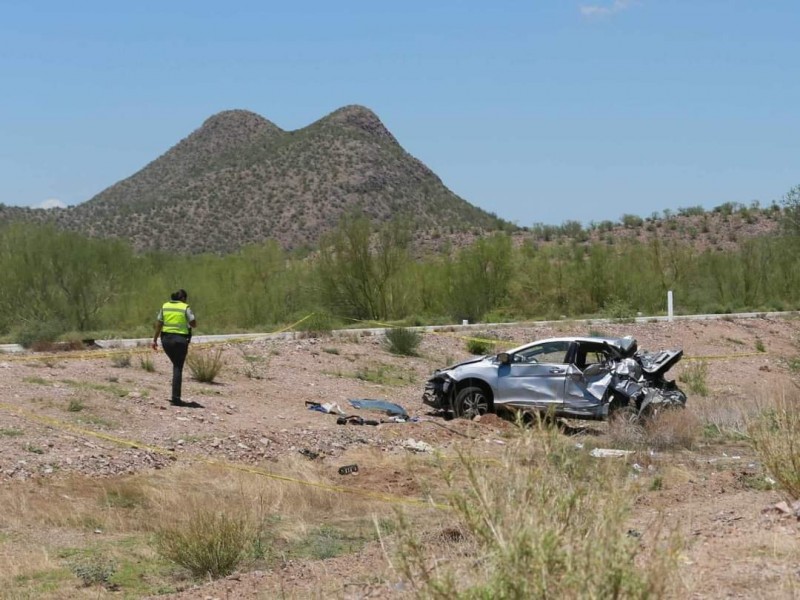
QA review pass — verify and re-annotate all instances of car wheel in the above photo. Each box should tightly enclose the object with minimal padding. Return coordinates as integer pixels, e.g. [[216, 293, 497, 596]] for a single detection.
[[454, 386, 490, 419]]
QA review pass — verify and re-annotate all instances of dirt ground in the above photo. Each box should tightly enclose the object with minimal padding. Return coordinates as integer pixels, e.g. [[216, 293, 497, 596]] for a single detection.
[[1, 316, 799, 598]]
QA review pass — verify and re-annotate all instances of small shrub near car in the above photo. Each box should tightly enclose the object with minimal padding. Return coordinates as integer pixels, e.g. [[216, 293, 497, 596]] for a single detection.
[[466, 338, 495, 355], [679, 360, 709, 396], [384, 327, 421, 356]]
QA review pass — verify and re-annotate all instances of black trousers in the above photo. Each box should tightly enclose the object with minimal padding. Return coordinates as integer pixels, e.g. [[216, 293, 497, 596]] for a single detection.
[[161, 333, 189, 402]]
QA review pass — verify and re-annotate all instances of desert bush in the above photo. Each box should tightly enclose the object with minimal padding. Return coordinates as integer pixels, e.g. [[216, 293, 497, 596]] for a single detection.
[[607, 407, 699, 451], [68, 554, 117, 587], [67, 399, 84, 412], [139, 355, 156, 372], [14, 320, 67, 349], [384, 327, 421, 356], [643, 409, 699, 451], [749, 389, 800, 500], [466, 338, 495, 355], [607, 410, 647, 448], [394, 427, 678, 598], [679, 361, 709, 396], [155, 509, 254, 579], [603, 295, 636, 320], [187, 348, 225, 383], [111, 352, 132, 368], [293, 312, 337, 337]]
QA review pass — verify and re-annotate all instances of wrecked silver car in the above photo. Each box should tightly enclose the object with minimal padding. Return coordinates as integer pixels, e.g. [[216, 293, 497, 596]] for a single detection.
[[423, 336, 686, 420]]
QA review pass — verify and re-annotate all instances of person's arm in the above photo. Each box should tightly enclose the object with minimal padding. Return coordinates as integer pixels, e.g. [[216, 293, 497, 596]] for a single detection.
[[152, 310, 163, 350], [152, 321, 162, 350]]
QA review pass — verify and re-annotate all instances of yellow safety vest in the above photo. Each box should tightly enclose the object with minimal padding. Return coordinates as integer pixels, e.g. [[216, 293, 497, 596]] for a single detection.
[[161, 301, 190, 335]]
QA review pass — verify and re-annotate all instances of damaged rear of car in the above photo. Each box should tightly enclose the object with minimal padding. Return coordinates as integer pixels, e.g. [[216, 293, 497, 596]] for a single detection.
[[423, 336, 687, 421]]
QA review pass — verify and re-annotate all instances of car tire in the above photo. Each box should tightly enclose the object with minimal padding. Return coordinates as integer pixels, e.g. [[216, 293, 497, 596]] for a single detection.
[[454, 386, 491, 419]]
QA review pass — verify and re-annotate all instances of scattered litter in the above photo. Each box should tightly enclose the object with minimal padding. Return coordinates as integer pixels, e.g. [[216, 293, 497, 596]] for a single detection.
[[401, 438, 434, 453], [336, 415, 379, 426], [306, 401, 346, 415], [386, 415, 411, 423], [349, 399, 408, 417], [575, 442, 585, 449], [338, 464, 359, 475], [590, 448, 634, 458], [632, 463, 644, 472], [299, 449, 320, 460]]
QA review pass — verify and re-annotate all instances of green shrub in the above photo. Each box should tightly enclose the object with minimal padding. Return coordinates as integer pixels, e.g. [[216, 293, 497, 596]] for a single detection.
[[14, 320, 68, 349], [755, 338, 766, 353], [466, 338, 495, 355], [603, 295, 636, 320], [187, 348, 225, 383], [293, 312, 338, 337], [679, 361, 709, 396], [67, 399, 85, 412], [155, 509, 254, 579], [68, 554, 117, 587], [384, 327, 421, 356]]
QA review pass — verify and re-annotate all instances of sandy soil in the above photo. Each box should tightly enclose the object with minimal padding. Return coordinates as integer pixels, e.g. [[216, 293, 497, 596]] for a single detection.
[[1, 316, 799, 598]]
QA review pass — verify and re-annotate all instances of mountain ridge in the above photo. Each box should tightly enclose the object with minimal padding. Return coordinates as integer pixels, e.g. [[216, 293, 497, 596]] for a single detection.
[[2, 105, 506, 254]]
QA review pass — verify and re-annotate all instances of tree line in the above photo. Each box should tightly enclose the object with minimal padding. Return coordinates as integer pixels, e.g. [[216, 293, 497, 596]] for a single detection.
[[1, 187, 799, 345]]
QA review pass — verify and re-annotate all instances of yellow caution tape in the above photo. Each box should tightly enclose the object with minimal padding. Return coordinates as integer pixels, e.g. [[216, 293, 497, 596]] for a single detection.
[[683, 352, 768, 361]]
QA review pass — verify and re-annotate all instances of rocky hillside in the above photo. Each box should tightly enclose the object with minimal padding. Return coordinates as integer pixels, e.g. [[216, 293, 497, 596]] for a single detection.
[[0, 106, 508, 254]]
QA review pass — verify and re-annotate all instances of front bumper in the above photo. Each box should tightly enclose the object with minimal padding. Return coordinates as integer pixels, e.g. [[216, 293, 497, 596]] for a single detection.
[[422, 376, 453, 410]]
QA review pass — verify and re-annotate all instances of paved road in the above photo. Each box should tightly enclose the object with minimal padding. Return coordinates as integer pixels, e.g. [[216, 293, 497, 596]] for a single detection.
[[0, 310, 795, 355]]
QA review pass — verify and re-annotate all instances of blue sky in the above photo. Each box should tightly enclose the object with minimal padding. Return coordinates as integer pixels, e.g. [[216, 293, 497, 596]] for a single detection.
[[1, 1, 798, 226]]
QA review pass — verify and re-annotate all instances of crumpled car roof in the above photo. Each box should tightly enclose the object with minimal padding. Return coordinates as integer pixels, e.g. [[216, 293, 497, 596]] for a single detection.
[[504, 335, 637, 356]]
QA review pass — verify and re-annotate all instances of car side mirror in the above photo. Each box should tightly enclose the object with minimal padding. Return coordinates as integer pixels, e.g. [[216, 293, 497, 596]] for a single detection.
[[497, 352, 510, 365]]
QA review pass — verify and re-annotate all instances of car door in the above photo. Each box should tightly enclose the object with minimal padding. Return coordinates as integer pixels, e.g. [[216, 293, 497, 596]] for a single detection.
[[495, 340, 572, 413], [563, 343, 613, 416]]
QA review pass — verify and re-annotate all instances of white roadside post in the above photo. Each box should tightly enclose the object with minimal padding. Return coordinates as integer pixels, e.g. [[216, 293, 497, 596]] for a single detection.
[[667, 290, 674, 321]]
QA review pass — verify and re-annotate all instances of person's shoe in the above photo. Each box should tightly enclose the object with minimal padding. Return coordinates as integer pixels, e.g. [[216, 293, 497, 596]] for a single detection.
[[170, 399, 187, 407]]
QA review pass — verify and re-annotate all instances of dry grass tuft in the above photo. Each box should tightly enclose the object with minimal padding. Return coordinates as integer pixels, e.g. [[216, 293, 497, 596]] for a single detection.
[[749, 385, 800, 500], [643, 409, 700, 451], [608, 408, 699, 451], [393, 427, 680, 598], [155, 508, 255, 578], [187, 347, 225, 383]]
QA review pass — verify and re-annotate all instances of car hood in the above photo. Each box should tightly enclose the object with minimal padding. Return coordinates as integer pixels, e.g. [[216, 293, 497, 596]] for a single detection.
[[638, 349, 683, 377], [434, 355, 491, 375]]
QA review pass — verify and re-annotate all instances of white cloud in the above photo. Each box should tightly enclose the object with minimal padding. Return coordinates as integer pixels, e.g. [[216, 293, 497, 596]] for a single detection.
[[580, 0, 636, 18], [37, 198, 67, 210]]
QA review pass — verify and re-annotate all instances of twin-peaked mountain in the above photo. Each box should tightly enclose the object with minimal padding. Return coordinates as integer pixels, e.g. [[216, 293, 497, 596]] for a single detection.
[[1, 105, 506, 253]]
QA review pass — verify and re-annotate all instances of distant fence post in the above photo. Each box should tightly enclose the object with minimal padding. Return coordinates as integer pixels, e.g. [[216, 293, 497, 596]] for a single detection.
[[667, 290, 674, 321]]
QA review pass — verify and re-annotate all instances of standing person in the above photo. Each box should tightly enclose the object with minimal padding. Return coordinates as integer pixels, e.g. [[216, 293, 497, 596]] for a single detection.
[[152, 289, 197, 407]]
